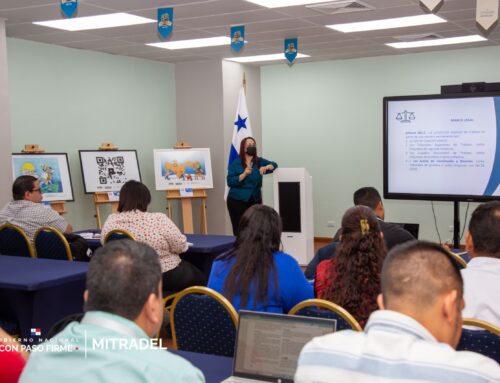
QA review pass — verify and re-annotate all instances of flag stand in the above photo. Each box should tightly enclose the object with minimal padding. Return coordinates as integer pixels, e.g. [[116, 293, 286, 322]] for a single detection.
[[22, 144, 66, 215], [93, 142, 119, 229], [165, 141, 208, 234]]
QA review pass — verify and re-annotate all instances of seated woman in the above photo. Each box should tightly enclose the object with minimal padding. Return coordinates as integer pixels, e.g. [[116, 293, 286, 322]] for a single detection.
[[101, 180, 205, 293], [208, 205, 313, 313], [315, 205, 387, 327]]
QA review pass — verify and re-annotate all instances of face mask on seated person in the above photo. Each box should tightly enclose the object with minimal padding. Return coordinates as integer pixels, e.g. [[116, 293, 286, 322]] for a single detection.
[[246, 146, 256, 156]]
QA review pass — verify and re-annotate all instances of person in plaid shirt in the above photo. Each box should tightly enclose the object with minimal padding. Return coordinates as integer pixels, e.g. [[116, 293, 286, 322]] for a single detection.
[[0, 175, 72, 240]]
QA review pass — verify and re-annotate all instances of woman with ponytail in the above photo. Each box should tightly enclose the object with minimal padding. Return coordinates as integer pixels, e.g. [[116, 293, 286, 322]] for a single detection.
[[315, 205, 387, 327], [208, 204, 312, 313]]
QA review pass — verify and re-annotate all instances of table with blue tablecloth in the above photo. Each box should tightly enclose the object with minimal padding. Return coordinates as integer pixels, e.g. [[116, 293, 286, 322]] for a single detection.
[[171, 349, 233, 383], [0, 255, 88, 344], [80, 231, 235, 280]]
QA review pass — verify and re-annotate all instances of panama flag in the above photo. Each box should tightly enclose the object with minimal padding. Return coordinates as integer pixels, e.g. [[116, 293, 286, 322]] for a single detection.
[[225, 86, 254, 199]]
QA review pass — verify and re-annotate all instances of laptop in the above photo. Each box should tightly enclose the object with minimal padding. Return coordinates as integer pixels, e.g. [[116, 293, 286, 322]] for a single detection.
[[222, 310, 337, 383], [387, 222, 420, 239]]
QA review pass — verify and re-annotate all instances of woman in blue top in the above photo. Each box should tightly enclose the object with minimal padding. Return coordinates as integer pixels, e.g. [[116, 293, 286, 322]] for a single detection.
[[208, 205, 313, 313], [226, 137, 277, 235]]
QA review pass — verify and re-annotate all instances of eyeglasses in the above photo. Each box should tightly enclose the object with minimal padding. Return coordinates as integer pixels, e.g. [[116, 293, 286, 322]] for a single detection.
[[31, 188, 41, 193]]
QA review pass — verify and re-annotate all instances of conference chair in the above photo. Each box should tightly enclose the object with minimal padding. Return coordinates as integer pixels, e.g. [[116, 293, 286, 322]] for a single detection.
[[170, 286, 238, 357], [457, 318, 499, 363], [289, 299, 363, 331], [0, 223, 35, 258], [0, 320, 19, 338], [103, 228, 136, 244], [443, 247, 467, 269], [34, 227, 73, 261], [46, 313, 84, 339]]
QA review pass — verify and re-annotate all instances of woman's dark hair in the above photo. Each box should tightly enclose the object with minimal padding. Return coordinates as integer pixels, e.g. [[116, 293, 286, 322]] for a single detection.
[[323, 205, 386, 325], [118, 180, 151, 213], [238, 137, 261, 168], [220, 204, 281, 308]]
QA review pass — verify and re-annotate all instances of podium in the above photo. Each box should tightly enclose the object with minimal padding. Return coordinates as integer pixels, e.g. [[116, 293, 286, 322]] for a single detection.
[[273, 168, 314, 265]]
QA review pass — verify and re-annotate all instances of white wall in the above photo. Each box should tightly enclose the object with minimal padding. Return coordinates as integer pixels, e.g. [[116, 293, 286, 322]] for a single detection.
[[261, 45, 500, 243], [7, 38, 177, 230], [0, 20, 11, 206]]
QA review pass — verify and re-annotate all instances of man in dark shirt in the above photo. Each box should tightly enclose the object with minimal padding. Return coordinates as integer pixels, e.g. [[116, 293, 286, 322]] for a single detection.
[[305, 187, 414, 279], [354, 187, 415, 249]]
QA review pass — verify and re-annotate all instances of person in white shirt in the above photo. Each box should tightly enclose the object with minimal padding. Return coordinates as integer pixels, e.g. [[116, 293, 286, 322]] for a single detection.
[[462, 200, 500, 326], [295, 240, 500, 383]]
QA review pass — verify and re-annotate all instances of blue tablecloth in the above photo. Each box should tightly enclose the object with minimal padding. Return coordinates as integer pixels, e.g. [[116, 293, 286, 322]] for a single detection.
[[79, 231, 235, 280], [0, 255, 88, 343], [171, 349, 233, 383]]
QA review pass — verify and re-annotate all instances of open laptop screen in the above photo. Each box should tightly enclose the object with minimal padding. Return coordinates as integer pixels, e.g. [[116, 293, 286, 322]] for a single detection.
[[233, 311, 337, 382]]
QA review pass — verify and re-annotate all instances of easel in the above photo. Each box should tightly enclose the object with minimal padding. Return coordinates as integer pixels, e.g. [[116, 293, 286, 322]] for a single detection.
[[165, 141, 208, 234], [22, 144, 66, 215], [93, 142, 119, 229]]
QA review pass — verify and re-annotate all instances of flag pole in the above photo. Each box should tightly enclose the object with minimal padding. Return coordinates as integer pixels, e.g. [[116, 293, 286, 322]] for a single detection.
[[243, 73, 247, 94]]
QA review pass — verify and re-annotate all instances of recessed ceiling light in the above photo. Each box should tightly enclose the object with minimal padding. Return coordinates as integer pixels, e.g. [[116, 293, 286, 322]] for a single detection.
[[386, 34, 487, 48], [225, 53, 310, 63], [147, 36, 232, 50], [246, 0, 336, 8], [33, 13, 155, 31], [326, 14, 446, 33]]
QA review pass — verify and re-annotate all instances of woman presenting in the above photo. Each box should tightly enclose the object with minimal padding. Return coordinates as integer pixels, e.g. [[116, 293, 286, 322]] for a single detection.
[[226, 137, 277, 235]]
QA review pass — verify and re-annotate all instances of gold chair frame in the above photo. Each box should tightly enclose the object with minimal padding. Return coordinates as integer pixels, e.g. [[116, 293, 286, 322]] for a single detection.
[[170, 286, 238, 350], [103, 228, 136, 244], [443, 247, 468, 269], [463, 318, 500, 336], [289, 298, 363, 331], [34, 226, 73, 261], [0, 223, 36, 258]]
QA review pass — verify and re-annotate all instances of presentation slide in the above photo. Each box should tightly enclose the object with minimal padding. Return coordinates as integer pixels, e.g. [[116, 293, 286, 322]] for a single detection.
[[387, 96, 500, 197]]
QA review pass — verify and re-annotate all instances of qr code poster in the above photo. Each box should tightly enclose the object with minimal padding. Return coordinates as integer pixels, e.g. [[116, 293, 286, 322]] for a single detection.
[[12, 153, 74, 202], [153, 148, 213, 190], [79, 150, 141, 193]]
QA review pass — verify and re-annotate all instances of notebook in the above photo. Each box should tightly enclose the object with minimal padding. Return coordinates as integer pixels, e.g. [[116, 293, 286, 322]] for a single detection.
[[222, 310, 337, 383]]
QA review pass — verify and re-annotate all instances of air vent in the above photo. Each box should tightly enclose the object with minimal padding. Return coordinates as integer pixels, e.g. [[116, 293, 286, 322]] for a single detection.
[[393, 33, 444, 42], [306, 1, 374, 15]]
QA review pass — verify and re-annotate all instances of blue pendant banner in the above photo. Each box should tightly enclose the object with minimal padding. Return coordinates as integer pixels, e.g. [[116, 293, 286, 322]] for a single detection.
[[284, 38, 298, 64], [158, 8, 174, 40], [230, 25, 245, 53], [60, 0, 78, 18]]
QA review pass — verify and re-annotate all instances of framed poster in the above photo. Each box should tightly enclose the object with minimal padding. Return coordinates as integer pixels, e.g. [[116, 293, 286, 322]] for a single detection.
[[154, 148, 213, 190], [11, 153, 74, 201], [79, 150, 141, 194]]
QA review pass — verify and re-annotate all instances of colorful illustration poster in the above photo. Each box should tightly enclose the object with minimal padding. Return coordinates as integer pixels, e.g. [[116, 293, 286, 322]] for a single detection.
[[154, 148, 213, 190], [11, 153, 74, 201]]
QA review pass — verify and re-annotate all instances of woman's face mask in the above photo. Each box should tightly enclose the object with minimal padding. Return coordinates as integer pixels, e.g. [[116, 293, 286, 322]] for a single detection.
[[246, 145, 256, 156]]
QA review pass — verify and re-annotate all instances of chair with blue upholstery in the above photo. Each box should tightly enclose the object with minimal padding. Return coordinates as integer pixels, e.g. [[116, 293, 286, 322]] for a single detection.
[[457, 318, 499, 363], [103, 229, 136, 244], [170, 286, 238, 357], [34, 226, 73, 261], [443, 247, 467, 269], [0, 223, 36, 258], [289, 298, 363, 331]]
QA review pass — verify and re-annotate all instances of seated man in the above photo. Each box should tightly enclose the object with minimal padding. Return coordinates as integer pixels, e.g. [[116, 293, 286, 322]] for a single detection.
[[20, 240, 205, 383], [305, 186, 414, 279], [296, 241, 500, 382], [462, 201, 500, 326], [353, 186, 415, 249], [0, 175, 90, 260], [0, 175, 72, 239]]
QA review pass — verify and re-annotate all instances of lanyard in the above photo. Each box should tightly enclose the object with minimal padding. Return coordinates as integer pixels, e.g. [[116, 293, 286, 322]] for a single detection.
[[81, 313, 142, 340]]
